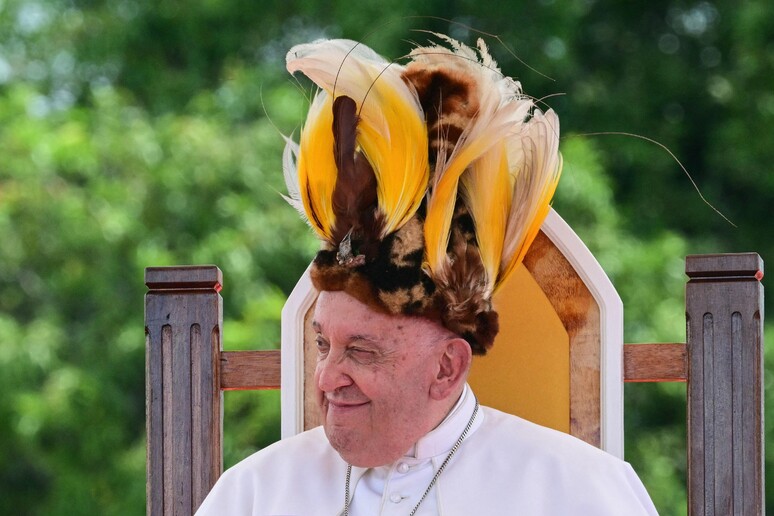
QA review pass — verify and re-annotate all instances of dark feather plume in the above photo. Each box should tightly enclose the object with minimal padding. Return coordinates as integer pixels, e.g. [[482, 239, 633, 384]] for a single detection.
[[331, 96, 380, 262]]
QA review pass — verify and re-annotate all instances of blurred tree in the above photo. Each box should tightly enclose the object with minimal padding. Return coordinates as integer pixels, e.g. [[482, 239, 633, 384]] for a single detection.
[[0, 80, 313, 513], [0, 0, 770, 514]]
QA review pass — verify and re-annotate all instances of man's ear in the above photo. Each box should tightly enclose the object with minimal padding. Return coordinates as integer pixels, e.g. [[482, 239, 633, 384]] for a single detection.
[[429, 338, 472, 401]]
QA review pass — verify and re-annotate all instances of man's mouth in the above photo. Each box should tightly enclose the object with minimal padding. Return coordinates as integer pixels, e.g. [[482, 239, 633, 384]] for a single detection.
[[325, 398, 370, 413], [326, 398, 369, 408]]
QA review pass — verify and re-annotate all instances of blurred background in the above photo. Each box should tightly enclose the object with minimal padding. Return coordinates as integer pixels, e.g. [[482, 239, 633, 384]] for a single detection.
[[0, 0, 771, 514]]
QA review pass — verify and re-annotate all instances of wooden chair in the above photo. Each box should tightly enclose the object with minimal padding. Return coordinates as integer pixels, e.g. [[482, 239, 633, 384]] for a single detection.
[[144, 209, 764, 515]]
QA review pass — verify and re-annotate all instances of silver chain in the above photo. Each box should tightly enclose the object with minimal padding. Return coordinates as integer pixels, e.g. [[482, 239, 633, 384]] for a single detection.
[[342, 398, 479, 516]]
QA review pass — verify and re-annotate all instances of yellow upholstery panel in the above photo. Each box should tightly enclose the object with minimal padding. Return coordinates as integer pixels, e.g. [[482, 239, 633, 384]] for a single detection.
[[468, 264, 570, 433]]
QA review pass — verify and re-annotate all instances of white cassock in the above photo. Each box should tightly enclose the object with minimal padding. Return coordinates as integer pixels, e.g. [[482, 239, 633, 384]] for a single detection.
[[196, 385, 658, 515]]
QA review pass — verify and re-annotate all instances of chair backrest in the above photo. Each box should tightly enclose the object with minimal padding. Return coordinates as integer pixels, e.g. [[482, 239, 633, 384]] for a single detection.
[[144, 212, 764, 515], [280, 209, 624, 455]]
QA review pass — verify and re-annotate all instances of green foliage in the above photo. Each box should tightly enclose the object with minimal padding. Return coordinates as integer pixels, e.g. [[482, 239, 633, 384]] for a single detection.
[[0, 78, 312, 513], [0, 0, 770, 514]]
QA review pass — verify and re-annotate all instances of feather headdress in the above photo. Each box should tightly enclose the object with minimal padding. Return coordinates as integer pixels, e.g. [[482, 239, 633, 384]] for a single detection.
[[284, 34, 562, 354]]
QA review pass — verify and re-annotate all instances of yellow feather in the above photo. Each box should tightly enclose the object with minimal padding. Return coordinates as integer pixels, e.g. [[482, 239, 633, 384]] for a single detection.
[[499, 156, 562, 284], [358, 83, 428, 236], [423, 157, 465, 277], [288, 39, 428, 240], [297, 91, 337, 241], [424, 101, 524, 276], [460, 142, 512, 297]]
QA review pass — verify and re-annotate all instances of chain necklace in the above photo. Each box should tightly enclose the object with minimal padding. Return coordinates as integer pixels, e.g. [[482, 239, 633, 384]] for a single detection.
[[342, 398, 479, 516]]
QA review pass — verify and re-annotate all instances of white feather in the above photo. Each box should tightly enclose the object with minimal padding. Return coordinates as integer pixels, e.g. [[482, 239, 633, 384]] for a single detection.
[[286, 39, 418, 113], [280, 135, 306, 216], [500, 108, 562, 278]]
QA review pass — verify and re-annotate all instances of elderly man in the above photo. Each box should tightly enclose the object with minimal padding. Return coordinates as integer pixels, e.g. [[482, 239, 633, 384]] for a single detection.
[[196, 35, 658, 515]]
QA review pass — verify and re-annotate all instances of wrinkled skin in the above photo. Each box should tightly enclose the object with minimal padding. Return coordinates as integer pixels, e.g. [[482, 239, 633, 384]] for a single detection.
[[312, 291, 470, 467]]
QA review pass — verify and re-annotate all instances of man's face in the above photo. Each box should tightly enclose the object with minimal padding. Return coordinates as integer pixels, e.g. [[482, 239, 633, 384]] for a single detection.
[[312, 291, 446, 467]]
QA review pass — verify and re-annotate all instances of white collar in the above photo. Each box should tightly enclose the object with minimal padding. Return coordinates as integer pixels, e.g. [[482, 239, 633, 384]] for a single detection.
[[346, 384, 483, 498], [408, 383, 482, 460]]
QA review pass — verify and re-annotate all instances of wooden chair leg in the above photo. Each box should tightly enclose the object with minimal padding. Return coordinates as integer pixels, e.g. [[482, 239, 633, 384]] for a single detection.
[[145, 266, 224, 516], [686, 253, 764, 516]]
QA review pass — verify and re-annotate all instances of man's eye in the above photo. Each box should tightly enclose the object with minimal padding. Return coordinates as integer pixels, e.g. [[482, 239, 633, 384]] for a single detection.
[[315, 336, 330, 355], [348, 347, 375, 361]]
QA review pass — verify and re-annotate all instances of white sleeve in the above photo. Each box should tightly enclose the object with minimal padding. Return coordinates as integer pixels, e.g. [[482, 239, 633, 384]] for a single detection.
[[195, 464, 257, 516]]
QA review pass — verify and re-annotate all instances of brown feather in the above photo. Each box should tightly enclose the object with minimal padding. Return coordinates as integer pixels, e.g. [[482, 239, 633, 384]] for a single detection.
[[330, 95, 379, 261], [332, 95, 359, 182], [402, 66, 480, 166], [437, 229, 489, 321], [434, 229, 499, 354]]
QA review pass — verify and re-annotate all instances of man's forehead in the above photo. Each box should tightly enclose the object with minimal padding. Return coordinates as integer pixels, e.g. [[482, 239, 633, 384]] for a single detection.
[[313, 292, 406, 330], [313, 291, 454, 342], [315, 291, 389, 321]]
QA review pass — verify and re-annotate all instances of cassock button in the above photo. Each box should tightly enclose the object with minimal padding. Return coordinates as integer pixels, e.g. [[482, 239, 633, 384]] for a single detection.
[[397, 462, 409, 474], [389, 493, 402, 504]]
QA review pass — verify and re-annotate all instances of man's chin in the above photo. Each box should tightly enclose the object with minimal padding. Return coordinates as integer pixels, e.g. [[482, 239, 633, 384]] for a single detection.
[[324, 426, 403, 468], [334, 448, 394, 468], [324, 426, 356, 460]]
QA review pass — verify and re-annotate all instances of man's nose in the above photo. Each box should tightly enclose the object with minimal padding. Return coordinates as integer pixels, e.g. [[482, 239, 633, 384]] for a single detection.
[[315, 354, 354, 393]]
